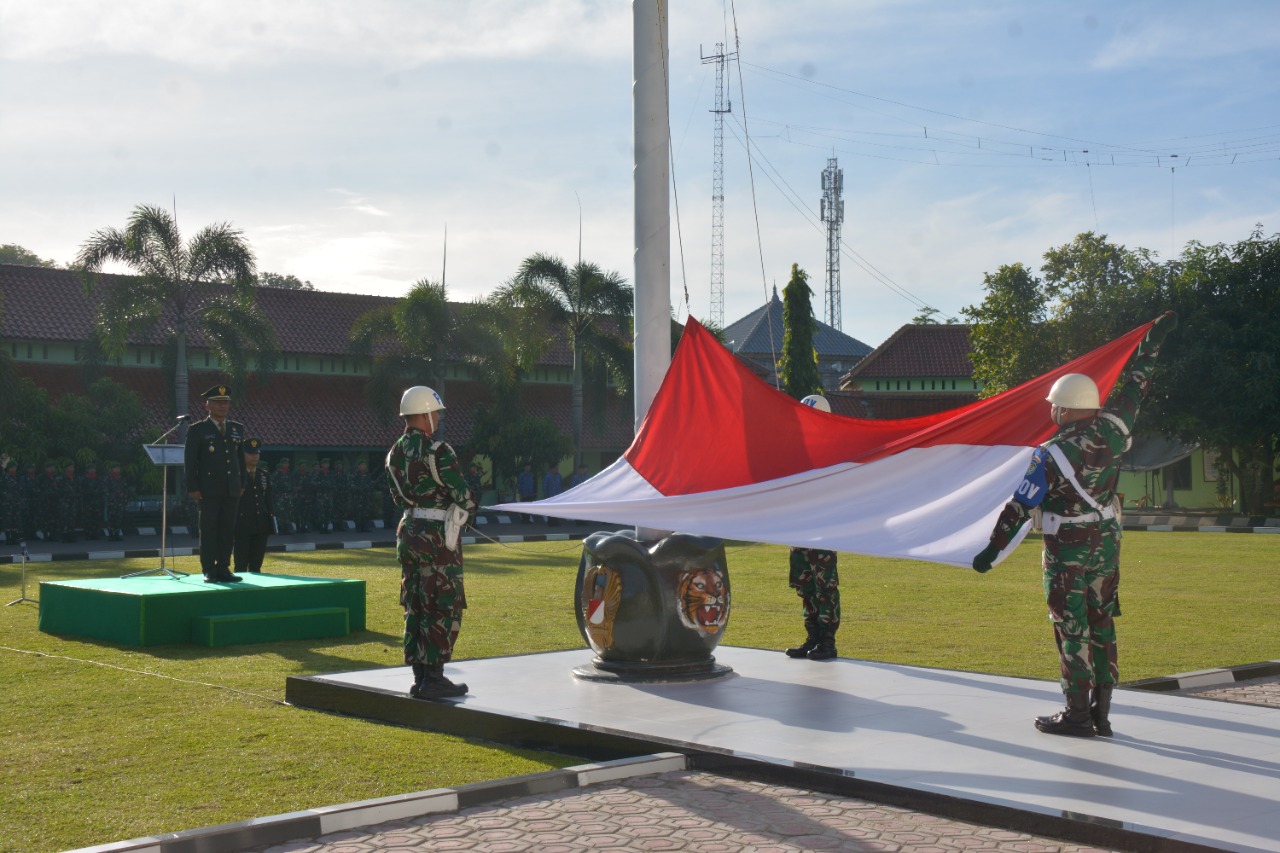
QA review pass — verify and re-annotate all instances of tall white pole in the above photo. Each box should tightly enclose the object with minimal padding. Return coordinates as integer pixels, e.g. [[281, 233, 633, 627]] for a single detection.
[[633, 0, 672, 541]]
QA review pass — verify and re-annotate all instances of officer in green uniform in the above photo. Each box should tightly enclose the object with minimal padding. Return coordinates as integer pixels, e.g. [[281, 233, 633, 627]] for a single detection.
[[974, 312, 1176, 738], [184, 384, 246, 583], [352, 460, 372, 532], [784, 395, 841, 662], [313, 458, 334, 533], [386, 385, 476, 700], [293, 461, 313, 533], [234, 439, 274, 573], [331, 460, 350, 531]]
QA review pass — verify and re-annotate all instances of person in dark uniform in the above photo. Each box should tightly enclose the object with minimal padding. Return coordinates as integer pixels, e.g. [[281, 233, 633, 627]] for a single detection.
[[57, 462, 80, 543], [234, 438, 274, 573], [184, 384, 246, 583], [104, 462, 129, 542], [78, 463, 104, 540]]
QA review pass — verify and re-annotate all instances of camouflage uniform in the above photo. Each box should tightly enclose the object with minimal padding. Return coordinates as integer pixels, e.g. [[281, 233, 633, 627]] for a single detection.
[[54, 467, 80, 542], [984, 325, 1168, 699], [271, 462, 294, 534], [386, 426, 476, 668], [78, 466, 104, 540], [0, 462, 15, 543], [351, 463, 372, 532], [312, 461, 333, 533], [293, 464, 313, 533], [331, 461, 350, 530], [789, 547, 841, 634], [104, 467, 129, 541]]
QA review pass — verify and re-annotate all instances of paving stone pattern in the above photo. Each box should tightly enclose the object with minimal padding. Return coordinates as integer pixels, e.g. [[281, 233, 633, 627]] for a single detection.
[[241, 676, 1279, 853]]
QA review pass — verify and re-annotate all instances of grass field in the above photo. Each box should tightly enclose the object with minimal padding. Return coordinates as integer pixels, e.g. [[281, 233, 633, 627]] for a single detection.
[[0, 531, 1276, 853]]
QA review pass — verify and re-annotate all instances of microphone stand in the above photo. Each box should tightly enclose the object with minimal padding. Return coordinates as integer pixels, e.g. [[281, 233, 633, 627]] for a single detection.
[[6, 540, 37, 606], [123, 417, 190, 580]]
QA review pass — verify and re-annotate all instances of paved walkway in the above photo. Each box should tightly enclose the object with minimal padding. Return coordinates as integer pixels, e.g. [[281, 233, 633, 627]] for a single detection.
[[239, 677, 1280, 853]]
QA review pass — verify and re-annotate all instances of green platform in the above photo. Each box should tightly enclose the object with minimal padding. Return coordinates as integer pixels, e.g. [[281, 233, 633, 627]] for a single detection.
[[38, 573, 366, 647]]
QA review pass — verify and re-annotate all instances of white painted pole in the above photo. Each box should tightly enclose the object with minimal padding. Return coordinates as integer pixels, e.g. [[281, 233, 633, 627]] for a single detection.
[[633, 0, 672, 541]]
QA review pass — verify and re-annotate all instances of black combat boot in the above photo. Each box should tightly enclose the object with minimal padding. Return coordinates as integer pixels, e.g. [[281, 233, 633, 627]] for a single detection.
[[409, 662, 427, 698], [807, 630, 837, 661], [1035, 690, 1096, 737], [785, 622, 820, 658], [1091, 685, 1114, 737], [414, 664, 467, 699]]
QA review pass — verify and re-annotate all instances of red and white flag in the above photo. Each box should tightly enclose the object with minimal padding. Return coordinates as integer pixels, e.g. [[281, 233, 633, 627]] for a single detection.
[[492, 317, 1153, 567]]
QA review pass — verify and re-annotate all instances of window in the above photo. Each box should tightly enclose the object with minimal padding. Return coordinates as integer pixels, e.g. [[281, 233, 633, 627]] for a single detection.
[[1168, 457, 1193, 490]]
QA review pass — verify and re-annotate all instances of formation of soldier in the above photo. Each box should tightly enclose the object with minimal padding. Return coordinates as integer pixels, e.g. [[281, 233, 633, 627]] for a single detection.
[[0, 456, 132, 544], [267, 456, 384, 534]]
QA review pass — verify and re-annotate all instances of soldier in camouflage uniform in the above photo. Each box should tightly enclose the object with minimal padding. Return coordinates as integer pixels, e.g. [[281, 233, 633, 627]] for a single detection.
[[784, 396, 842, 662], [293, 461, 313, 533], [271, 459, 293, 534], [2, 458, 21, 544], [36, 462, 58, 541], [56, 462, 82, 542], [351, 460, 372, 532], [78, 463, 104, 540], [331, 460, 350, 531], [104, 462, 129, 541], [784, 547, 841, 660], [974, 312, 1176, 738], [386, 385, 476, 700], [313, 458, 334, 533]]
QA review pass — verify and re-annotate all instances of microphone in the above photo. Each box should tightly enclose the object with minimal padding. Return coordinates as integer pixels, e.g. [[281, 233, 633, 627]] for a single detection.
[[176, 414, 192, 421], [19, 539, 29, 559]]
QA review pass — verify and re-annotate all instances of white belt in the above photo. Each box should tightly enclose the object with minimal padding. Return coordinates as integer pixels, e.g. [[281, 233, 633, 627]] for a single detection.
[[1042, 505, 1117, 532], [404, 507, 448, 521]]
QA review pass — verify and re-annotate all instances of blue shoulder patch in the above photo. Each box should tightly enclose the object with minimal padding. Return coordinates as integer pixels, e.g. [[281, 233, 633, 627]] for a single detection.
[[1013, 447, 1049, 508]]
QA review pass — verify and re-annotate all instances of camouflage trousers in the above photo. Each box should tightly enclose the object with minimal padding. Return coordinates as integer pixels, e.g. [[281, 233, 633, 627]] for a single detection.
[[789, 547, 840, 633], [397, 518, 466, 667], [1043, 520, 1121, 696]]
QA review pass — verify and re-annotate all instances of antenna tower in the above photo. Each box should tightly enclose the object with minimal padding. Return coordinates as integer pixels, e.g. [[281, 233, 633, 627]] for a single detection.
[[701, 43, 733, 328], [820, 157, 844, 330]]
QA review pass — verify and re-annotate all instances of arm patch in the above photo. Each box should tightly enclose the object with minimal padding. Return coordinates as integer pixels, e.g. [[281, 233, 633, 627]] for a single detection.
[[1014, 447, 1049, 508]]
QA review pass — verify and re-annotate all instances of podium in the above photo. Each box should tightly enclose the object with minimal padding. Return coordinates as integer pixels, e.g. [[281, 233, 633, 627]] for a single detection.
[[122, 435, 189, 580]]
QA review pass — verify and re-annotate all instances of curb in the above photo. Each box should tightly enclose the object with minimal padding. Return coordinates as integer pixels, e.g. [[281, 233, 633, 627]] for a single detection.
[[1125, 659, 1280, 692], [63, 752, 687, 853]]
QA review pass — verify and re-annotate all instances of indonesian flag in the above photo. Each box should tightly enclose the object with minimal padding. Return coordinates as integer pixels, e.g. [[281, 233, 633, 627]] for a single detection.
[[491, 317, 1154, 567]]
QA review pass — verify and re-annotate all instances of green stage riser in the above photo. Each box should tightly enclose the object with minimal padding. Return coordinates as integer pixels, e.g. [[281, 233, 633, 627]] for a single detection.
[[37, 574, 366, 646]]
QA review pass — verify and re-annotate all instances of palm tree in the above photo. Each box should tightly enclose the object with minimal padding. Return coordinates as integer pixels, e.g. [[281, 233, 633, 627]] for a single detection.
[[498, 254, 632, 468], [350, 278, 473, 423], [75, 204, 277, 424]]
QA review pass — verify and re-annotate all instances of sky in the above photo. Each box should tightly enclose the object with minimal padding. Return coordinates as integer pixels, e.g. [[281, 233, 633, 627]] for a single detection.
[[2, 0, 1278, 348]]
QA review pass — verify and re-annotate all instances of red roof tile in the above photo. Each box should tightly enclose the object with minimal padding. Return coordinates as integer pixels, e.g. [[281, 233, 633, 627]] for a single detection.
[[842, 324, 974, 381]]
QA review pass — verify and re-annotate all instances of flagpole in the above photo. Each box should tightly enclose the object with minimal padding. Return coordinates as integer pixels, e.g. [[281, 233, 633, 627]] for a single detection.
[[633, 0, 672, 542]]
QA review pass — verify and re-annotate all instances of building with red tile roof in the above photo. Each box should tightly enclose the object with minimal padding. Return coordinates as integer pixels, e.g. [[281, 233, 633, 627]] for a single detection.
[[836, 323, 982, 419], [0, 263, 633, 480]]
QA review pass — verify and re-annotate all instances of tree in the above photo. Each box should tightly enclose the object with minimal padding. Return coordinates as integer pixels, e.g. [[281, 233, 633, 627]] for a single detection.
[[350, 278, 475, 423], [75, 204, 278, 424], [910, 306, 958, 325], [0, 243, 59, 267], [258, 271, 314, 290], [777, 263, 821, 400], [1162, 227, 1280, 513], [498, 253, 632, 468]]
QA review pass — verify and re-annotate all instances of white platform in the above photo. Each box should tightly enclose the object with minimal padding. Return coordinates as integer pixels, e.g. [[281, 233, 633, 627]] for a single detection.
[[298, 646, 1280, 853]]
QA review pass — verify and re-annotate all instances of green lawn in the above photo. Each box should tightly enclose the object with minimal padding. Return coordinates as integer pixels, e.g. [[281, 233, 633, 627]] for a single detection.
[[0, 532, 1276, 853]]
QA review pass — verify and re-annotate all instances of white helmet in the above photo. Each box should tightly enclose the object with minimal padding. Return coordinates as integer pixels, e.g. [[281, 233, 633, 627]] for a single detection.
[[800, 394, 831, 413], [1046, 374, 1099, 410], [399, 385, 445, 416]]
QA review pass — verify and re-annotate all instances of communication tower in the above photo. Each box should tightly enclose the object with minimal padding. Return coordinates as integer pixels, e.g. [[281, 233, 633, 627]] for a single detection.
[[701, 43, 733, 328], [820, 157, 844, 330]]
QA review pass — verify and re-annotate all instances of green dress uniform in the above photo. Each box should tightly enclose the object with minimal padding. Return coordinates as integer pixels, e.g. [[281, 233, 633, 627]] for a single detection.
[[386, 426, 476, 672], [234, 457, 274, 573], [786, 547, 840, 660], [184, 416, 245, 580]]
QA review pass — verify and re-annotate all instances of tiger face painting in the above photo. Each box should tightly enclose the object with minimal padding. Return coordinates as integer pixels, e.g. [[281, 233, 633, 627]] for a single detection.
[[675, 566, 729, 634]]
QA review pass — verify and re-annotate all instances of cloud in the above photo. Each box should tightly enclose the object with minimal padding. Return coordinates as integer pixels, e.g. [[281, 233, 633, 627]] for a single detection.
[[0, 0, 632, 69]]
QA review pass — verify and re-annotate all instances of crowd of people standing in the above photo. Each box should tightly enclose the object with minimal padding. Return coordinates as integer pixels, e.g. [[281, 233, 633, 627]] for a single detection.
[[0, 456, 132, 544]]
